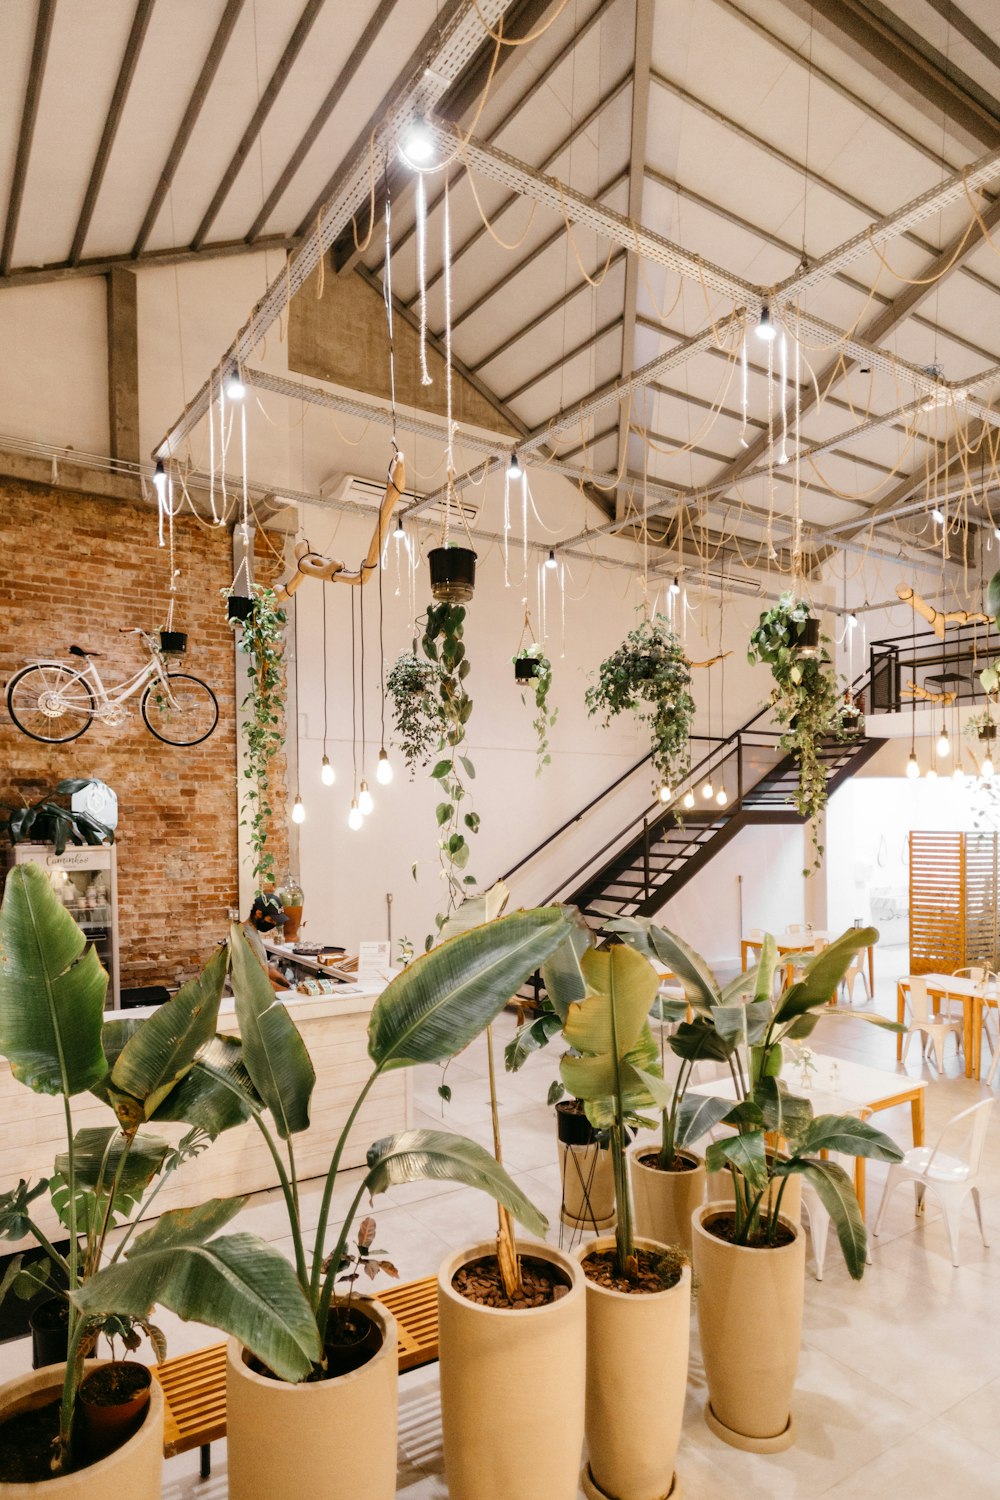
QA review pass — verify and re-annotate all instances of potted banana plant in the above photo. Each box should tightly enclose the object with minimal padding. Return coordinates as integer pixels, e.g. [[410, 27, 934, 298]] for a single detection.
[[0, 864, 320, 1493]]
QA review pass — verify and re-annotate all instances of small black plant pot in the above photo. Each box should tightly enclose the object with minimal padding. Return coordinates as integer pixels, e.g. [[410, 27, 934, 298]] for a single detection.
[[429, 546, 476, 603], [794, 617, 820, 656], [227, 595, 254, 626], [514, 657, 541, 682], [158, 630, 187, 655], [979, 724, 998, 742], [324, 1304, 384, 1378], [556, 1098, 600, 1147], [29, 1297, 68, 1370]]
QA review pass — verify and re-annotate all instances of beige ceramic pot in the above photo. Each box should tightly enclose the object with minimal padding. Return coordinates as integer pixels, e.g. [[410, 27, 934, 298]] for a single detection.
[[575, 1235, 690, 1500], [558, 1140, 616, 1230], [629, 1143, 705, 1254], [438, 1240, 586, 1500], [226, 1300, 398, 1500], [692, 1200, 806, 1453], [0, 1361, 163, 1499]]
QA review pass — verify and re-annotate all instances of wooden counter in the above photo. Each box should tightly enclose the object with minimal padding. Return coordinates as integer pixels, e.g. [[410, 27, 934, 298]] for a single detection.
[[0, 987, 410, 1251]]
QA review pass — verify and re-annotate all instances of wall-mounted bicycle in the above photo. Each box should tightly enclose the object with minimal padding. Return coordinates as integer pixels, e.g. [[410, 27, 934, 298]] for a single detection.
[[6, 629, 218, 746]]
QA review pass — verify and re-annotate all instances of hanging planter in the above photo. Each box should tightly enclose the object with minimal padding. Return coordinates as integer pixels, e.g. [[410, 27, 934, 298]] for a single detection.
[[157, 630, 187, 656], [227, 594, 255, 626], [429, 546, 477, 604], [793, 616, 820, 658], [386, 650, 443, 778], [514, 656, 540, 683], [585, 613, 694, 793], [513, 640, 556, 775]]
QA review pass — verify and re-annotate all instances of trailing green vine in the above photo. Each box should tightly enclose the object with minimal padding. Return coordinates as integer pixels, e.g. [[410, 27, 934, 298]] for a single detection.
[[513, 642, 556, 775], [421, 602, 478, 938], [747, 594, 848, 866], [386, 647, 443, 777], [585, 613, 694, 792], [231, 584, 286, 893]]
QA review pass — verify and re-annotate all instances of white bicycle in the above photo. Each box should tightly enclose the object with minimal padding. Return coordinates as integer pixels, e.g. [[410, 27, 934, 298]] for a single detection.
[[6, 628, 218, 746]]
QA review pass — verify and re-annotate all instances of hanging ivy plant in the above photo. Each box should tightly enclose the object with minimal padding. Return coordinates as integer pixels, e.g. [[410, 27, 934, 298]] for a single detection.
[[386, 648, 443, 777], [585, 613, 694, 791], [421, 601, 478, 937], [513, 643, 556, 775], [747, 593, 848, 862], [230, 583, 286, 894]]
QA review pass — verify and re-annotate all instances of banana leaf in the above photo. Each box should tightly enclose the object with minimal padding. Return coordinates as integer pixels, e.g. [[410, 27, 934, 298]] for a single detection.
[[668, 1017, 734, 1064], [564, 945, 659, 1059], [790, 1158, 868, 1279], [109, 947, 228, 1131], [772, 928, 878, 1022], [125, 1197, 245, 1252], [74, 1229, 320, 1383], [150, 1036, 256, 1137], [436, 881, 510, 941], [51, 1128, 171, 1234], [368, 906, 574, 1070], [0, 863, 108, 1096], [705, 1130, 768, 1191], [539, 913, 593, 1020], [791, 1114, 903, 1162], [229, 924, 315, 1139], [675, 1093, 732, 1151], [504, 1009, 562, 1072], [364, 1129, 547, 1237], [641, 924, 722, 1013], [752, 934, 779, 1004]]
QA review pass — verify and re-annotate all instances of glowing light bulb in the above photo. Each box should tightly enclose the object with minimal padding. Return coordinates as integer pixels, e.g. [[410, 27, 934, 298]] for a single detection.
[[401, 113, 434, 164], [846, 613, 858, 628], [376, 748, 393, 785], [937, 727, 950, 758], [931, 506, 944, 525], [716, 787, 729, 806], [358, 780, 374, 816], [394, 517, 405, 539], [321, 755, 335, 786], [926, 765, 938, 782], [953, 764, 965, 785], [545, 548, 557, 570], [669, 575, 681, 596], [291, 793, 305, 824], [152, 460, 167, 500], [755, 304, 777, 342], [348, 800, 363, 831], [224, 366, 245, 401], [507, 450, 523, 480], [994, 527, 1000, 542], [658, 784, 671, 803], [682, 789, 695, 810], [701, 780, 714, 800], [982, 754, 994, 780], [906, 750, 920, 780]]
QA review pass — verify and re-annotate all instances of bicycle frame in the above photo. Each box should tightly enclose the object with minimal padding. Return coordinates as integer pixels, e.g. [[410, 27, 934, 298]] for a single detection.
[[28, 636, 176, 715]]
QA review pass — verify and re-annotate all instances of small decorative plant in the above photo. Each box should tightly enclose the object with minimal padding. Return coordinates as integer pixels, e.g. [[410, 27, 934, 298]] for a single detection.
[[747, 594, 849, 863], [422, 602, 479, 935], [0, 779, 114, 853], [387, 647, 443, 776], [513, 643, 556, 775], [965, 707, 997, 740], [232, 584, 287, 893], [586, 613, 694, 793]]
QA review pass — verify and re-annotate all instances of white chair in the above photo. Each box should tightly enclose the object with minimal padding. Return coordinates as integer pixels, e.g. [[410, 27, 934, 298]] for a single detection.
[[872, 1098, 993, 1267], [901, 977, 963, 1073], [839, 955, 871, 1005]]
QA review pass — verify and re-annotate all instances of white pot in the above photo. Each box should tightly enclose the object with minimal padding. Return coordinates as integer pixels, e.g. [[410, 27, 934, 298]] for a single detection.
[[692, 1201, 806, 1452], [628, 1144, 705, 1254], [575, 1236, 690, 1500], [558, 1140, 616, 1230], [0, 1362, 163, 1499], [438, 1240, 586, 1500], [226, 1300, 398, 1500]]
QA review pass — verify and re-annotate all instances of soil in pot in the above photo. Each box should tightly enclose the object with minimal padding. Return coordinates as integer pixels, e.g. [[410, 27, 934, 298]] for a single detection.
[[637, 1149, 697, 1174], [78, 1361, 151, 1461], [30, 1296, 69, 1370], [581, 1246, 686, 1296], [451, 1254, 571, 1310], [702, 1210, 795, 1249], [0, 1389, 62, 1483]]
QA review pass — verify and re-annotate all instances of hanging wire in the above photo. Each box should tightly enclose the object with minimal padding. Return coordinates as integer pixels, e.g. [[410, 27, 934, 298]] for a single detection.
[[359, 571, 368, 784], [322, 583, 329, 764], [350, 589, 358, 798]]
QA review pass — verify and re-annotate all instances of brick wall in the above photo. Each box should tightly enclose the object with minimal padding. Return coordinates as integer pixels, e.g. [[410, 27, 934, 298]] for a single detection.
[[0, 479, 288, 988]]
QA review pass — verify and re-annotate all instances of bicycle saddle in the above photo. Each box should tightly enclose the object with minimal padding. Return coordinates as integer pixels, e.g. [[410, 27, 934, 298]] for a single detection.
[[68, 645, 103, 658]]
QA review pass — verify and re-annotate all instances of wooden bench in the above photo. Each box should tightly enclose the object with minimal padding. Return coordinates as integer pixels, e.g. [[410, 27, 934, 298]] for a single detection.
[[151, 1275, 440, 1477]]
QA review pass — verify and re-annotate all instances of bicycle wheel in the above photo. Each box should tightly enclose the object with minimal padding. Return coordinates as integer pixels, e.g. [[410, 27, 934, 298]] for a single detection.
[[141, 673, 219, 746], [7, 664, 95, 743]]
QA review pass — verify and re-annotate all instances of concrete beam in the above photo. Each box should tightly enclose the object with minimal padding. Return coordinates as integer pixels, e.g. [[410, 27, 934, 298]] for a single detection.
[[106, 268, 140, 466]]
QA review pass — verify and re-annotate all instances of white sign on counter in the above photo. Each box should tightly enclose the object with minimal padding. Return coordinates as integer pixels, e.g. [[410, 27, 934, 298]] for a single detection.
[[357, 940, 394, 983]]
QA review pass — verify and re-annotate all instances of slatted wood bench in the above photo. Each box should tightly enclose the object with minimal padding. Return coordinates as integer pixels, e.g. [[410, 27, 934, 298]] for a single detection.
[[151, 1275, 440, 1478]]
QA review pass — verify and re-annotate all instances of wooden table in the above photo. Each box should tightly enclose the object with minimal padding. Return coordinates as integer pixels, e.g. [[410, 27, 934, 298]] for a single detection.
[[690, 1052, 925, 1216], [741, 930, 876, 996], [896, 972, 999, 1080]]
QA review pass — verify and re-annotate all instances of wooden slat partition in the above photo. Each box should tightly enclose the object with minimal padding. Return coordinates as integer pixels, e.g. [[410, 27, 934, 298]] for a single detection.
[[910, 830, 1000, 974], [964, 831, 999, 967]]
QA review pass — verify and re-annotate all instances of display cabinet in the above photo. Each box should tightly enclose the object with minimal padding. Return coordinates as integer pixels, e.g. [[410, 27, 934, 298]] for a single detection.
[[9, 842, 120, 1008]]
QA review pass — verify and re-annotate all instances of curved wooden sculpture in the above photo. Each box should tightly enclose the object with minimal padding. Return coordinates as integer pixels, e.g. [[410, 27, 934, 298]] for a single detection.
[[896, 583, 990, 640], [275, 453, 405, 601], [901, 679, 957, 706]]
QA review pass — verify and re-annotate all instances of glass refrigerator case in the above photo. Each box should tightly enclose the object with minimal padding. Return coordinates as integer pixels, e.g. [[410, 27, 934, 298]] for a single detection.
[[10, 843, 120, 1008]]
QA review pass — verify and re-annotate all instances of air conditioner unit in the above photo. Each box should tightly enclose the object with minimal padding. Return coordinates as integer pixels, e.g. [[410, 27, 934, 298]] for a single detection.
[[321, 472, 478, 526]]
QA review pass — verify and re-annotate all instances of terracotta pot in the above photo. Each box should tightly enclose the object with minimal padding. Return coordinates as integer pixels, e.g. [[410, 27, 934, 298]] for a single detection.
[[558, 1140, 616, 1231], [705, 1155, 803, 1223], [0, 1361, 163, 1497], [438, 1240, 585, 1500], [77, 1362, 151, 1462], [692, 1201, 806, 1452], [574, 1235, 690, 1500], [226, 1300, 397, 1500], [628, 1144, 705, 1254]]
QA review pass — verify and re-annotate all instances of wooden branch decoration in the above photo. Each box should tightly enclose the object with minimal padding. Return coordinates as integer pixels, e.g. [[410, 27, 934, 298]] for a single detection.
[[901, 680, 956, 706], [896, 584, 990, 640], [274, 454, 405, 600], [686, 650, 733, 669]]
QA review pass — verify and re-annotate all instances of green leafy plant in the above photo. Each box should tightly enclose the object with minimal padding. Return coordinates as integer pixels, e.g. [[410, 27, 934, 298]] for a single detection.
[[0, 866, 318, 1473], [386, 647, 443, 777], [964, 707, 997, 739], [0, 779, 114, 854], [747, 595, 849, 863], [422, 601, 478, 933], [586, 613, 694, 792], [513, 643, 556, 775], [232, 584, 287, 893], [615, 921, 904, 1277]]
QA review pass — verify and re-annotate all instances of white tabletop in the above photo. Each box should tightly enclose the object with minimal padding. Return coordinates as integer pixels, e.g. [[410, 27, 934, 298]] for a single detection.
[[690, 1051, 924, 1116], [905, 972, 1000, 997]]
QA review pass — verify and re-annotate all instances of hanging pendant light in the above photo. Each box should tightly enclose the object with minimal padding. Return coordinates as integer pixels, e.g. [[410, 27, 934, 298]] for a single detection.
[[291, 793, 305, 824], [401, 113, 434, 164], [658, 784, 671, 803], [224, 366, 245, 401], [358, 780, 374, 816], [321, 755, 335, 786], [755, 304, 777, 342], [682, 789, 695, 809], [906, 750, 920, 779], [982, 753, 994, 781], [953, 763, 966, 784], [376, 748, 393, 785], [701, 778, 715, 800], [347, 799, 363, 830], [937, 725, 950, 758], [716, 787, 729, 806], [544, 548, 558, 571], [507, 450, 523, 480]]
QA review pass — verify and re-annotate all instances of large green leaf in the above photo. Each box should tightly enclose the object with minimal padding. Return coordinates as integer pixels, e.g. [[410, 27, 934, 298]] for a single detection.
[[772, 928, 878, 1023], [752, 1077, 814, 1142], [109, 948, 228, 1131], [127, 1197, 245, 1253], [74, 1231, 320, 1382], [791, 1158, 868, 1280], [436, 881, 510, 941], [0, 1179, 49, 1242], [753, 934, 779, 1005], [705, 1130, 768, 1191], [668, 1018, 734, 1064], [0, 863, 108, 1095], [364, 1129, 547, 1236], [574, 946, 659, 1054], [794, 1114, 903, 1162], [150, 1037, 256, 1137], [51, 1128, 170, 1234], [540, 914, 593, 1020], [229, 924, 315, 1139], [504, 1009, 562, 1073], [642, 925, 721, 1013], [712, 1000, 771, 1049], [368, 906, 574, 1070], [561, 1022, 661, 1116], [675, 1093, 732, 1150]]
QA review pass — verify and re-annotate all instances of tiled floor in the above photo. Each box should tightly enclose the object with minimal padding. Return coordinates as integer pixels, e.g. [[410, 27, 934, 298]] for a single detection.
[[4, 941, 1000, 1497]]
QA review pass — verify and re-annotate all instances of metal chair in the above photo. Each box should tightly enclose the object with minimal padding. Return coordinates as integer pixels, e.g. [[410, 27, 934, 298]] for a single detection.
[[873, 1099, 993, 1266], [901, 977, 963, 1073]]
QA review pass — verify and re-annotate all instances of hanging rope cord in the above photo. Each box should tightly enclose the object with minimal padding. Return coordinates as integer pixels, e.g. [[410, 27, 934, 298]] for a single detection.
[[322, 584, 329, 763], [350, 589, 358, 796]]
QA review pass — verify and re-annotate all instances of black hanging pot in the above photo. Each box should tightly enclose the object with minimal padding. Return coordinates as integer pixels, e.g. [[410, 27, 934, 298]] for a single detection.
[[429, 546, 477, 603], [514, 657, 541, 683], [29, 1297, 69, 1369], [227, 595, 254, 626], [556, 1099, 599, 1147], [794, 617, 820, 658], [158, 630, 187, 655], [979, 723, 997, 742]]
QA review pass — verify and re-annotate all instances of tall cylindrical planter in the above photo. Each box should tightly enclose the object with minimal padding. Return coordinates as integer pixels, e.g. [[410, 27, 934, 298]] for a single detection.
[[628, 1144, 705, 1254], [575, 1236, 690, 1500], [438, 1240, 585, 1500], [0, 1362, 163, 1498], [692, 1201, 806, 1452], [226, 1300, 398, 1500]]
